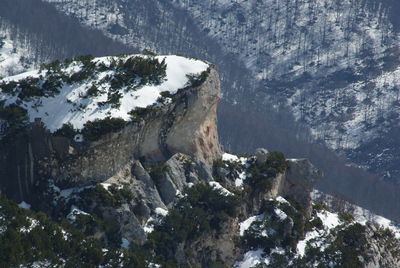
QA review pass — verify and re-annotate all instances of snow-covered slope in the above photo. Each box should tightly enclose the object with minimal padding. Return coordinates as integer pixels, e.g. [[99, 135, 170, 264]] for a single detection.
[[0, 54, 208, 132], [236, 194, 400, 268], [312, 189, 400, 238], [0, 26, 35, 78]]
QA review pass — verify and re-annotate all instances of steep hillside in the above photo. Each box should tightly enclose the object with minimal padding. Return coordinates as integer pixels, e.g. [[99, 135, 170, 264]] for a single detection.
[[1, 54, 399, 267], [0, 0, 132, 77], [0, 26, 35, 77], [40, 0, 400, 221], [1, 150, 399, 267], [167, 0, 400, 181]]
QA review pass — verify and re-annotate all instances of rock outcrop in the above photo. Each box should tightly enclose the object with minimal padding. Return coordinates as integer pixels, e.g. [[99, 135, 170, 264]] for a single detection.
[[0, 66, 222, 201], [249, 150, 323, 218], [284, 159, 323, 217]]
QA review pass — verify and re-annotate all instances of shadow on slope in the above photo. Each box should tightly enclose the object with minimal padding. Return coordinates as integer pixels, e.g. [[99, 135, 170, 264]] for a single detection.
[[218, 100, 400, 222]]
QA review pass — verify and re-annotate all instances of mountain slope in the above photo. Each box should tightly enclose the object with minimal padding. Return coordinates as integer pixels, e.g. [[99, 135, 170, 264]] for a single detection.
[[0, 0, 133, 78], [40, 0, 400, 216], [0, 53, 399, 267]]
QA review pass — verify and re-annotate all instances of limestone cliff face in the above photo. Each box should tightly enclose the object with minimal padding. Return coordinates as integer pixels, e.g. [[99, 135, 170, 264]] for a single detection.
[[0, 67, 222, 200], [139, 67, 221, 166]]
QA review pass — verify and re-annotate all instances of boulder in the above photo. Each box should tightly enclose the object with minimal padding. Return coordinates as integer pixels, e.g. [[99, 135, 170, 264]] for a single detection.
[[255, 148, 269, 166]]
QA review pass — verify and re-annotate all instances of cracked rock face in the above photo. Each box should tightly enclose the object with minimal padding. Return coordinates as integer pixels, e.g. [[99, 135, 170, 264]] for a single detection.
[[140, 67, 222, 167]]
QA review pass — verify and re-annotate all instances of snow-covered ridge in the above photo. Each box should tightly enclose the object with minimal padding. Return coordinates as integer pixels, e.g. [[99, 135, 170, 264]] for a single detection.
[[0, 54, 209, 132]]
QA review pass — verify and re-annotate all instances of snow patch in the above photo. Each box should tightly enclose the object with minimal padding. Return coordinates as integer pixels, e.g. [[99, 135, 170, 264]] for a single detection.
[[209, 181, 233, 196], [18, 201, 31, 209], [19, 218, 39, 233], [274, 208, 288, 221], [67, 206, 90, 221], [239, 214, 264, 236], [155, 207, 168, 217], [121, 237, 130, 249], [222, 153, 240, 162], [235, 249, 269, 268], [296, 229, 321, 257], [317, 210, 341, 230]]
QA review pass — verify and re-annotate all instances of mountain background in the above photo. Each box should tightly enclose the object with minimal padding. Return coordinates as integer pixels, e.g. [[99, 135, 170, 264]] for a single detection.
[[1, 0, 400, 221]]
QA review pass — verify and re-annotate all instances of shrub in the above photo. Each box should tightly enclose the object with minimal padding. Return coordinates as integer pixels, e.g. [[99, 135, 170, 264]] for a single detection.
[[338, 212, 354, 223], [246, 151, 288, 189], [147, 184, 239, 264], [128, 105, 158, 122], [149, 163, 169, 185], [53, 123, 76, 139], [186, 70, 209, 87], [0, 80, 18, 95], [86, 85, 99, 97], [99, 91, 122, 108], [0, 103, 28, 141], [68, 69, 93, 83], [42, 75, 63, 94], [74, 55, 95, 66], [265, 151, 288, 176], [40, 60, 62, 74], [142, 49, 157, 56], [82, 117, 126, 141], [17, 77, 43, 100]]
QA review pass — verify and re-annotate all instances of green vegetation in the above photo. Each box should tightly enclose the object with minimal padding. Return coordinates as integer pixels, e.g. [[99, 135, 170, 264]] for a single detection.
[[338, 211, 355, 223], [99, 91, 122, 108], [60, 183, 136, 246], [42, 75, 63, 95], [128, 105, 159, 122], [142, 49, 157, 56], [242, 199, 306, 253], [77, 184, 135, 209], [17, 77, 43, 100], [246, 151, 288, 190], [0, 103, 28, 142], [82, 117, 126, 141], [147, 184, 239, 266], [157, 91, 173, 104], [53, 123, 76, 139], [2, 54, 167, 107], [300, 223, 367, 268], [186, 70, 210, 87], [0, 195, 114, 267], [86, 85, 99, 97], [106, 55, 167, 90], [149, 163, 169, 185], [0, 80, 18, 95], [0, 191, 157, 267]]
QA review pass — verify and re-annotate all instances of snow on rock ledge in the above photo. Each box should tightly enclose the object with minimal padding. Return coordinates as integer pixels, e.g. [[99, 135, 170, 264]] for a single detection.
[[0, 55, 209, 132]]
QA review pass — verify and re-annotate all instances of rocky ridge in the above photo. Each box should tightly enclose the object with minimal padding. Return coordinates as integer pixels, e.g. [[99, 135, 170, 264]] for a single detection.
[[42, 0, 400, 182], [0, 55, 399, 267], [0, 54, 220, 200]]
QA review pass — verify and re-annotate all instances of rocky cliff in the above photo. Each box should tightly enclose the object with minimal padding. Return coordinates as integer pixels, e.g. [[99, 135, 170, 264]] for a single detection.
[[26, 0, 400, 230], [1, 54, 400, 268], [0, 54, 221, 201]]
